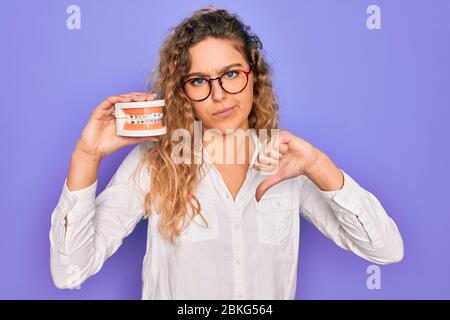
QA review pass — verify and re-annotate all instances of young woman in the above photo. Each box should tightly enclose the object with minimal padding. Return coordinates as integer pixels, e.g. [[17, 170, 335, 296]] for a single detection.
[[49, 7, 404, 299]]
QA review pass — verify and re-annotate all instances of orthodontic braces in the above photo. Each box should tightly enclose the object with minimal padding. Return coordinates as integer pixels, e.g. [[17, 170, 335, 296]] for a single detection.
[[112, 111, 163, 124]]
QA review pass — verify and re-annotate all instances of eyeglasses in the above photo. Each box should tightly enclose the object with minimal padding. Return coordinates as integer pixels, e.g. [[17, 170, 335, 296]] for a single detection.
[[182, 64, 254, 102]]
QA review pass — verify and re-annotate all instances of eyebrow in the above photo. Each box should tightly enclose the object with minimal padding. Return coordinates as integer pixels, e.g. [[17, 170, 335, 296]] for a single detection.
[[186, 63, 244, 79]]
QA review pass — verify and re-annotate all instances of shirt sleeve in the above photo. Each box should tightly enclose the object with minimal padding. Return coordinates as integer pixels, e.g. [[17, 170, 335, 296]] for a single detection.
[[49, 143, 153, 289], [298, 168, 404, 265]]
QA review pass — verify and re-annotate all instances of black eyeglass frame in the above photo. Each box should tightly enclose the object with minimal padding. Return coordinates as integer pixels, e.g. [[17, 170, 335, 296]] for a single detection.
[[182, 64, 255, 102]]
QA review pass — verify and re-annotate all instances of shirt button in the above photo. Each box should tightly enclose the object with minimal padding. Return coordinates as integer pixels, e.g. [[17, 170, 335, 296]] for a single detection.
[[233, 223, 240, 230], [238, 292, 244, 298], [235, 258, 241, 265]]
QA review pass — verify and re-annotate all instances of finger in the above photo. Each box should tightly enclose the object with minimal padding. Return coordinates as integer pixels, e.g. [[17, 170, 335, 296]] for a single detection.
[[259, 140, 281, 162], [119, 92, 148, 102], [127, 92, 148, 95], [98, 95, 132, 110], [276, 134, 293, 154], [264, 136, 284, 158], [254, 160, 278, 172], [146, 92, 158, 100], [136, 136, 159, 143], [116, 95, 134, 103], [275, 133, 292, 154], [260, 146, 282, 161], [269, 133, 279, 151], [257, 152, 279, 166], [254, 161, 273, 171], [123, 136, 159, 145], [278, 143, 289, 154], [118, 93, 145, 99], [129, 94, 148, 102], [269, 149, 282, 160], [255, 174, 284, 202]]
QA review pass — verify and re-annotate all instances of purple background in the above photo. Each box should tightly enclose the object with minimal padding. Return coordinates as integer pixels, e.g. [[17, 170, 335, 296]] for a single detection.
[[1, 0, 449, 299]]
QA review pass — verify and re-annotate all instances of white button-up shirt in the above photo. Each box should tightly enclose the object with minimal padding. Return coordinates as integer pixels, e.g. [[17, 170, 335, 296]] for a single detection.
[[49, 130, 404, 299]]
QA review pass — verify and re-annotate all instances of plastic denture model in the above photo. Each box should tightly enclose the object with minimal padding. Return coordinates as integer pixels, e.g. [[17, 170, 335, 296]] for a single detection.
[[114, 100, 167, 137]]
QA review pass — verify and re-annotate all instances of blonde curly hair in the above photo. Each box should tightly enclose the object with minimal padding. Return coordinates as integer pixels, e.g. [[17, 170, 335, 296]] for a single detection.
[[138, 6, 279, 244]]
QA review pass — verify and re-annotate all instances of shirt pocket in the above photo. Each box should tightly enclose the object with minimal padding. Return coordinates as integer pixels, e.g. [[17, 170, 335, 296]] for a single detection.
[[179, 194, 218, 242], [255, 192, 297, 245]]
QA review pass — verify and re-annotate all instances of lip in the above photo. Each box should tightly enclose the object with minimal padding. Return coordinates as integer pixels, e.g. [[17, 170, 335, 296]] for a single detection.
[[213, 106, 235, 118]]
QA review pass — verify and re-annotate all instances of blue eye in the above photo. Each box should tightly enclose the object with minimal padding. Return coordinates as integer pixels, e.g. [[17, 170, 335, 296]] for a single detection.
[[225, 70, 238, 79], [190, 78, 205, 86]]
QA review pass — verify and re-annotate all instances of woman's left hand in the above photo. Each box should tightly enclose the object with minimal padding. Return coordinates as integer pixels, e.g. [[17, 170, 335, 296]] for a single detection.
[[254, 129, 320, 201]]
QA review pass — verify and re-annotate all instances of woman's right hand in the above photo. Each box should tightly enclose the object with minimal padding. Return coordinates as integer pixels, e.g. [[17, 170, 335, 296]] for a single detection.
[[75, 92, 159, 160]]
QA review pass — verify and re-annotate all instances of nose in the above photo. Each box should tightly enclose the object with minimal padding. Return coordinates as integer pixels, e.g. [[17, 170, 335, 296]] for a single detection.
[[210, 78, 226, 102]]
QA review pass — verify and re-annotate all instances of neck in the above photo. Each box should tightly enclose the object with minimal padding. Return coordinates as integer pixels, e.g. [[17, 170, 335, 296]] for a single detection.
[[202, 124, 254, 165]]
